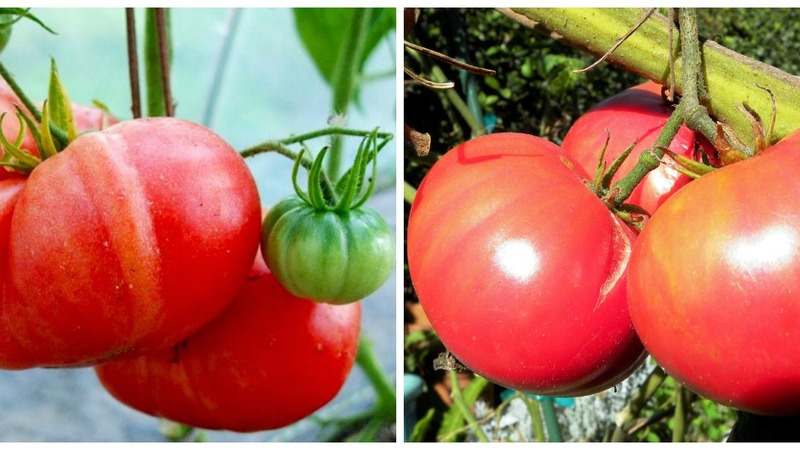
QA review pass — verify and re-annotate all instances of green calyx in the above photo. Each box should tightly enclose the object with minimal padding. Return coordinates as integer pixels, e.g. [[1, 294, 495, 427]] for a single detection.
[[0, 58, 81, 175], [292, 129, 384, 212], [0, 112, 40, 174]]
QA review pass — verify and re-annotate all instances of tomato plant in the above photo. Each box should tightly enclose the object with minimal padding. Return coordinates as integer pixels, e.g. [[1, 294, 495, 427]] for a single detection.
[[562, 81, 712, 215], [407, 132, 645, 396], [0, 116, 261, 368], [94, 252, 361, 433], [628, 130, 800, 416], [262, 133, 395, 304]]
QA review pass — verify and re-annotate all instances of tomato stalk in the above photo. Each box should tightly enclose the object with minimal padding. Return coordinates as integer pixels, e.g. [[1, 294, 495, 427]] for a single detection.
[[239, 127, 393, 201], [328, 8, 370, 181], [609, 365, 668, 441], [144, 8, 173, 117], [499, 8, 800, 149], [676, 9, 716, 144], [607, 9, 715, 210], [125, 8, 142, 119], [449, 371, 490, 442], [606, 104, 684, 208]]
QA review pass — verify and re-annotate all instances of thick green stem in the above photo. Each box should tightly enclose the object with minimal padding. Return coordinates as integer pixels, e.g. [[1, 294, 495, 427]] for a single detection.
[[519, 395, 546, 442], [355, 336, 396, 422], [539, 397, 563, 442], [672, 384, 688, 442], [404, 181, 417, 204], [677, 9, 717, 143], [328, 8, 370, 181], [144, 8, 172, 117], [500, 8, 800, 148], [449, 371, 490, 442]]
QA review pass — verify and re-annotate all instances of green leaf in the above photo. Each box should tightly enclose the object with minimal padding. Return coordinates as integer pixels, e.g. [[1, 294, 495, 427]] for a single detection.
[[294, 8, 394, 85], [0, 8, 56, 35], [408, 407, 436, 442], [46, 58, 77, 142], [293, 8, 394, 99]]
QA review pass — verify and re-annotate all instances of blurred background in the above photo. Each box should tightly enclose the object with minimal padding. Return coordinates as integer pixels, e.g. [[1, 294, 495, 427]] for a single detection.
[[0, 8, 397, 442]]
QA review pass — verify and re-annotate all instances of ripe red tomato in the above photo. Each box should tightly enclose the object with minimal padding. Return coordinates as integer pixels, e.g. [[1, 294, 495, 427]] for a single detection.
[[407, 132, 645, 396], [0, 117, 261, 368], [562, 81, 709, 215], [628, 130, 800, 415], [94, 252, 361, 432]]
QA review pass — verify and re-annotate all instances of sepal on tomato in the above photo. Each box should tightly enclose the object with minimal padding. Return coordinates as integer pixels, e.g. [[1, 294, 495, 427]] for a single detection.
[[0, 112, 41, 174], [46, 58, 78, 144]]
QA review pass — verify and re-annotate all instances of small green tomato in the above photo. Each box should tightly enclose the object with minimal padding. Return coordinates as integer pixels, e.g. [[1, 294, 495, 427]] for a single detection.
[[262, 131, 395, 304]]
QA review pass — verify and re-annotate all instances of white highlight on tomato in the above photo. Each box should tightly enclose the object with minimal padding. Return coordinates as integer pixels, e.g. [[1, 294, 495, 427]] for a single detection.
[[493, 238, 540, 283], [727, 224, 798, 273]]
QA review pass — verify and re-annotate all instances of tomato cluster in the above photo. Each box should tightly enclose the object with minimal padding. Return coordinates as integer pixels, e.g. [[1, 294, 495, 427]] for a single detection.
[[0, 83, 368, 432], [407, 81, 800, 415]]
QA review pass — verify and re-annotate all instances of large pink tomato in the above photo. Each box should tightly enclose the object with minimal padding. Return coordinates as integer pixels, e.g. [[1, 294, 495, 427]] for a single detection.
[[562, 81, 710, 215], [95, 253, 361, 432], [407, 132, 645, 396], [628, 130, 800, 415], [0, 117, 261, 368]]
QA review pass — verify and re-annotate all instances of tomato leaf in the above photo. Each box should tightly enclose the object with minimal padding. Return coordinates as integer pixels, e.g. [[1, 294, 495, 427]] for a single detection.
[[293, 8, 394, 106], [0, 8, 56, 35], [408, 407, 436, 442], [46, 58, 77, 143]]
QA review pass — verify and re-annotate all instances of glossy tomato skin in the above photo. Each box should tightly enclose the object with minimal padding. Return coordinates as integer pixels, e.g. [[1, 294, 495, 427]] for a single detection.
[[628, 130, 800, 415], [94, 253, 361, 433], [562, 81, 706, 215], [1, 117, 261, 368], [262, 197, 394, 304], [407, 132, 645, 396]]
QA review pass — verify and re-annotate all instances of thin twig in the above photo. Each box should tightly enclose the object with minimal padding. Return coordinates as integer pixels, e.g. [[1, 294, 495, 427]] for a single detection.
[[202, 8, 242, 127], [574, 8, 656, 74], [154, 8, 173, 117], [404, 67, 454, 89], [404, 40, 496, 77], [125, 8, 141, 119]]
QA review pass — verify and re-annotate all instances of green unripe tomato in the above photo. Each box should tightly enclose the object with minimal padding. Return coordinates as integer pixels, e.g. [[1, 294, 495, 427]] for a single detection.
[[262, 196, 394, 304]]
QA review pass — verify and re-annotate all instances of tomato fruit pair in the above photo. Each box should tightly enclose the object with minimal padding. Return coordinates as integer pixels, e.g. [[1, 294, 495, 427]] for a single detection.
[[628, 130, 800, 416], [0, 116, 261, 368], [95, 252, 361, 432], [562, 81, 712, 215], [407, 133, 645, 396]]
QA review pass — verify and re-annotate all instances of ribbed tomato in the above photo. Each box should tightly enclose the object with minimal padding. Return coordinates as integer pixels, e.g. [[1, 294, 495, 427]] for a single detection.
[[0, 117, 261, 368], [95, 253, 361, 432], [407, 132, 645, 396]]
